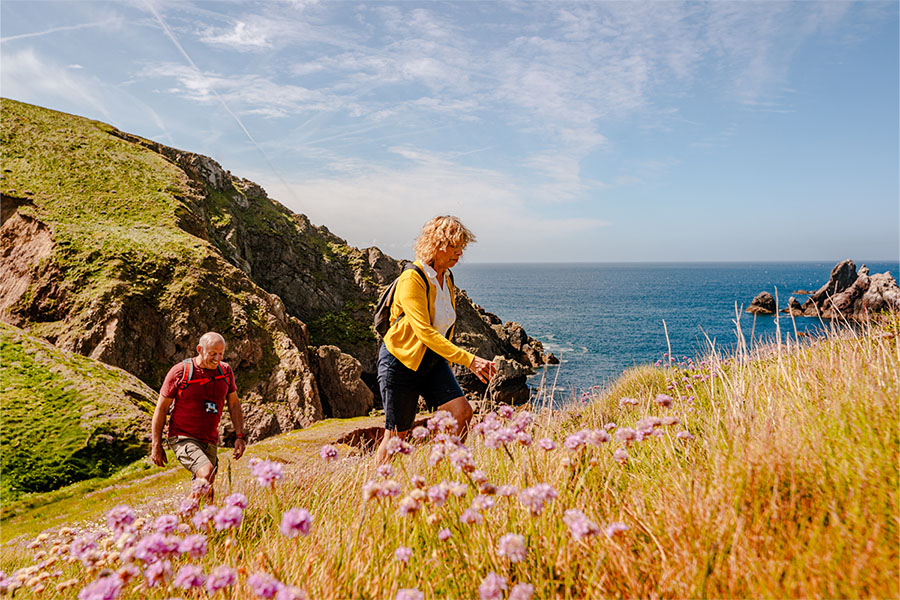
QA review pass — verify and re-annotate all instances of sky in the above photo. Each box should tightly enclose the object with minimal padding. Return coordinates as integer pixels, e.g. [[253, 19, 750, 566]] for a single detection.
[[1, 0, 898, 263]]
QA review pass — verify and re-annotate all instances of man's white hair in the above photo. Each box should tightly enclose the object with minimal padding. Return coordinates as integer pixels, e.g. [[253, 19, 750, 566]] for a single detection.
[[198, 332, 225, 348]]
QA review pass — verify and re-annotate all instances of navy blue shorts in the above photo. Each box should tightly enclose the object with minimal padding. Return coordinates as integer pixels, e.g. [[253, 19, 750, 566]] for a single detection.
[[377, 344, 465, 432]]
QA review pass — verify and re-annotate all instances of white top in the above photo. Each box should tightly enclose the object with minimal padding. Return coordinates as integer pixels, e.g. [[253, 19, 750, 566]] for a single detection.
[[421, 262, 456, 338]]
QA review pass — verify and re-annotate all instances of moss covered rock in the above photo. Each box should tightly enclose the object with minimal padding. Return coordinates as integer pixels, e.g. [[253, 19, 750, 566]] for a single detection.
[[0, 322, 155, 501]]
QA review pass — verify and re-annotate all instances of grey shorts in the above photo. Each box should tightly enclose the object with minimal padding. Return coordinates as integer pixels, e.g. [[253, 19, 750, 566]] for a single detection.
[[168, 436, 218, 477]]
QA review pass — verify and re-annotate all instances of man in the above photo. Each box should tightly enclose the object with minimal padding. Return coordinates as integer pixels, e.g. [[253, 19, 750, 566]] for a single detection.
[[150, 332, 246, 500]]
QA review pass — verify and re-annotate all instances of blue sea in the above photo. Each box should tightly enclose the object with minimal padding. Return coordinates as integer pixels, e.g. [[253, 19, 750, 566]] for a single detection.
[[454, 261, 899, 396]]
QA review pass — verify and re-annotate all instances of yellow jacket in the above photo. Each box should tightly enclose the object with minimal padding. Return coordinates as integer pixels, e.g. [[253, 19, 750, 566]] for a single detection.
[[383, 260, 476, 371]]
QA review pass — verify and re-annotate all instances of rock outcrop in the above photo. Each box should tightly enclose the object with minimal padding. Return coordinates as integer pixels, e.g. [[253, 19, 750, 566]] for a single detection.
[[768, 260, 900, 320], [312, 345, 374, 419], [746, 292, 776, 315]]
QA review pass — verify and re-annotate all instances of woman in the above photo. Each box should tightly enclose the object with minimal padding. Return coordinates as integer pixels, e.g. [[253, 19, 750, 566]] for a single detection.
[[375, 215, 496, 464]]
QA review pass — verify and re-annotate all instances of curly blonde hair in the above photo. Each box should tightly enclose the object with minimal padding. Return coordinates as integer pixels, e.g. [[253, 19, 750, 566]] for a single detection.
[[413, 215, 476, 265]]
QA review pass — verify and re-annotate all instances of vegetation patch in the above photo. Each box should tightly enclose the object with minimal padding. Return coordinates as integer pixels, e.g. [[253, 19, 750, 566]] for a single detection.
[[0, 324, 155, 502]]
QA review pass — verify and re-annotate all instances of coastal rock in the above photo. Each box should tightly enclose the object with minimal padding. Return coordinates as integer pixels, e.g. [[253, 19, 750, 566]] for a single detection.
[[862, 272, 900, 315], [486, 356, 531, 406], [783, 296, 804, 315], [746, 292, 776, 314], [312, 345, 374, 419], [783, 260, 899, 320]]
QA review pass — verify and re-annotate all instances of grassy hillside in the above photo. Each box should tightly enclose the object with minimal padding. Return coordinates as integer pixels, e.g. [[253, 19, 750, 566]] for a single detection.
[[1, 321, 896, 598], [0, 323, 155, 503]]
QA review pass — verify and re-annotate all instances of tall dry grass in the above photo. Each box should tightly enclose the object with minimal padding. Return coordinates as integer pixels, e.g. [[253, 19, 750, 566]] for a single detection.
[[3, 319, 898, 599]]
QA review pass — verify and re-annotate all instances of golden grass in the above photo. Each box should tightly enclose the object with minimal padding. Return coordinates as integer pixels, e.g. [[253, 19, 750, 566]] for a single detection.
[[1, 321, 897, 599]]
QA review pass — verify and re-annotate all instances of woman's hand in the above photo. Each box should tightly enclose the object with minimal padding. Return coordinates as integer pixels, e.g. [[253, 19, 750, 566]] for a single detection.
[[469, 356, 496, 384]]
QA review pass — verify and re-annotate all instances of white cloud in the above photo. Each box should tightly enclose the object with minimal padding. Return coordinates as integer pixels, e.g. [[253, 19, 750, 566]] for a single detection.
[[199, 21, 273, 51]]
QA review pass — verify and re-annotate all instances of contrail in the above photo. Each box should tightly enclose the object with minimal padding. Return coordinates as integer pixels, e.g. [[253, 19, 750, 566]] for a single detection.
[[0, 18, 120, 43], [143, 1, 302, 208]]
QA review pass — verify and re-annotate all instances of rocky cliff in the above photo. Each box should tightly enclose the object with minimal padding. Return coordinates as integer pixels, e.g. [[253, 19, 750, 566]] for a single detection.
[[0, 99, 548, 449]]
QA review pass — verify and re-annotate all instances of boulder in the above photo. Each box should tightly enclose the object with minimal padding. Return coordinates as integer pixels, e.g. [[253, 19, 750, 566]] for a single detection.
[[312, 345, 374, 419], [746, 292, 776, 314], [782, 296, 803, 315], [777, 260, 900, 320]]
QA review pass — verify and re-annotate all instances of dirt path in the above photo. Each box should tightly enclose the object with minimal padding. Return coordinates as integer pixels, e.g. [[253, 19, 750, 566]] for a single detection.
[[0, 415, 383, 547]]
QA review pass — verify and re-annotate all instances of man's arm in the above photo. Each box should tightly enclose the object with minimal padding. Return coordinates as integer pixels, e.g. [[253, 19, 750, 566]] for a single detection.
[[226, 391, 246, 460], [150, 394, 174, 466]]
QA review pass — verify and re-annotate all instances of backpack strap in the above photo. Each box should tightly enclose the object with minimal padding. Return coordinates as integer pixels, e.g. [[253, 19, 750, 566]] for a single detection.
[[177, 358, 194, 394], [389, 263, 429, 330]]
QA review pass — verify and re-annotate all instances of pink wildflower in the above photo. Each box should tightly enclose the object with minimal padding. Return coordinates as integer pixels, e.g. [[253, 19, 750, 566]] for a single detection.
[[459, 509, 483, 525], [173, 564, 206, 590], [247, 573, 280, 598], [397, 496, 421, 516], [225, 492, 249, 509], [498, 485, 519, 497], [537, 438, 556, 451], [675, 430, 694, 440], [376, 464, 394, 478], [106, 505, 135, 534], [619, 397, 639, 407], [191, 506, 218, 530], [497, 405, 514, 419], [411, 426, 429, 439], [563, 509, 601, 541], [449, 448, 475, 473], [191, 478, 211, 497], [614, 428, 638, 444], [319, 444, 338, 461], [497, 533, 527, 562], [396, 589, 424, 600], [518, 484, 557, 515], [178, 534, 208, 558], [77, 575, 123, 600], [564, 431, 587, 451], [605, 522, 629, 537], [479, 572, 507, 600], [662, 416, 680, 426], [143, 559, 172, 588], [394, 546, 412, 563], [205, 565, 236, 594], [178, 496, 200, 515], [587, 429, 610, 445], [655, 394, 674, 407], [280, 508, 314, 538], [276, 585, 308, 600], [153, 514, 179, 535], [385, 437, 412, 456], [427, 410, 458, 432], [437, 528, 451, 541], [213, 505, 243, 531], [251, 459, 284, 487], [427, 482, 450, 506], [613, 448, 629, 464], [509, 583, 535, 600]]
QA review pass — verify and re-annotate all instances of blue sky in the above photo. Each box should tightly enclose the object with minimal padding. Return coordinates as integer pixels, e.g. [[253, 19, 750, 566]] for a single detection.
[[2, 0, 898, 262]]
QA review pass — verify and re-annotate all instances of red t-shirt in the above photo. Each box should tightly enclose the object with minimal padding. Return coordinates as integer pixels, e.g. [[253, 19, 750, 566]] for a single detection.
[[160, 359, 237, 445]]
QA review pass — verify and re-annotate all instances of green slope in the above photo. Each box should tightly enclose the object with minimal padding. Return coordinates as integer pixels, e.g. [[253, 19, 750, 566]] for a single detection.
[[0, 322, 155, 502]]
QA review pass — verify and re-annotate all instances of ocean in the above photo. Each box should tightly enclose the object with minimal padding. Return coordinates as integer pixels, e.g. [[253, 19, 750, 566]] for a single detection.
[[453, 261, 899, 398]]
